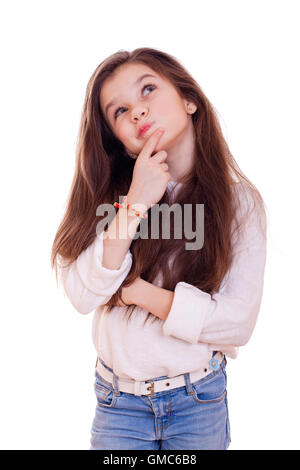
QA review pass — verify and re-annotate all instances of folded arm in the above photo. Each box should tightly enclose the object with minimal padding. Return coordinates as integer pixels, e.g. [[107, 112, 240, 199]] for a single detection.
[[161, 188, 267, 347], [57, 230, 133, 314]]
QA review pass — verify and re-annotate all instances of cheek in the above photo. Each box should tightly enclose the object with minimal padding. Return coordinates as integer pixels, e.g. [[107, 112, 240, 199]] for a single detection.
[[172, 110, 188, 129], [154, 95, 186, 126], [116, 124, 132, 145]]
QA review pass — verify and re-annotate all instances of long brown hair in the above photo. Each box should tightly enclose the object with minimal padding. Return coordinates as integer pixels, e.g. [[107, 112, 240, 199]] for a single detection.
[[51, 47, 267, 326]]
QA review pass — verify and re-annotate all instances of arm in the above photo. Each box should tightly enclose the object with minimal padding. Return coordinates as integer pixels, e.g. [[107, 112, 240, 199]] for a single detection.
[[102, 192, 146, 270], [57, 228, 133, 315], [159, 189, 267, 347], [125, 277, 174, 321], [58, 191, 148, 315]]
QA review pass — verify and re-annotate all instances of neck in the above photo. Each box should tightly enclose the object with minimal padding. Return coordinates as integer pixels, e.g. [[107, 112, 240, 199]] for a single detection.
[[165, 117, 195, 183]]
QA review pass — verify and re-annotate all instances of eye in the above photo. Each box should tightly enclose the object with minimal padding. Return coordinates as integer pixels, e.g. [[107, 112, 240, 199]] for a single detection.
[[114, 84, 156, 119]]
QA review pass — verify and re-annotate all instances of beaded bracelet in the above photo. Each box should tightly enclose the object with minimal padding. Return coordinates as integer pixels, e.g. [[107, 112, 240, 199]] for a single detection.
[[113, 195, 148, 219]]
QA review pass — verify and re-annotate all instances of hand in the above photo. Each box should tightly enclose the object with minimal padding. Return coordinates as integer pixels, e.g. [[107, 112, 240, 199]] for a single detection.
[[127, 128, 171, 210], [115, 276, 142, 307]]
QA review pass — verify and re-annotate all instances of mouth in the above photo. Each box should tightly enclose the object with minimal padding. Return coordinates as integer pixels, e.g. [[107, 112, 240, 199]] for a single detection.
[[138, 122, 153, 137]]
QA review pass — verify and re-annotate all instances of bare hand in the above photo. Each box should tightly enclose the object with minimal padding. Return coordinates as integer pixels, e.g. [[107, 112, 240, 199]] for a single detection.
[[127, 128, 171, 210], [115, 276, 142, 307]]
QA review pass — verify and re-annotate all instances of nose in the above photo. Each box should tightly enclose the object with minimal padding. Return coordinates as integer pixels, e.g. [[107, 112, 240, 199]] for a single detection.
[[131, 106, 148, 122]]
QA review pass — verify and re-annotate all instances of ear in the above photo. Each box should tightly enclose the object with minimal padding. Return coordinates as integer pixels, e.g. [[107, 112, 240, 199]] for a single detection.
[[184, 100, 197, 115]]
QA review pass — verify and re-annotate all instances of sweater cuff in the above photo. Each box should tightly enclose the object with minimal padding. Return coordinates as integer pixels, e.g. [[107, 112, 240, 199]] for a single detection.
[[162, 282, 211, 344], [76, 230, 133, 295]]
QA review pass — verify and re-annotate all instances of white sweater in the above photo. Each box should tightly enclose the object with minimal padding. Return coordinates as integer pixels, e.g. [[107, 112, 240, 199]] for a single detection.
[[58, 181, 267, 381]]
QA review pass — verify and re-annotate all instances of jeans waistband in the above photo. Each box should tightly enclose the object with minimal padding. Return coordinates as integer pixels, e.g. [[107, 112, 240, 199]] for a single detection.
[[95, 351, 225, 397]]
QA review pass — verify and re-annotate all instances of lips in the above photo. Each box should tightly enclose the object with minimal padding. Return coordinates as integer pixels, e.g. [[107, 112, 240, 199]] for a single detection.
[[138, 122, 152, 136]]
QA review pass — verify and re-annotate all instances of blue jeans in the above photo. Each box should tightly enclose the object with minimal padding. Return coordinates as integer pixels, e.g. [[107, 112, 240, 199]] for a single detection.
[[90, 355, 231, 450]]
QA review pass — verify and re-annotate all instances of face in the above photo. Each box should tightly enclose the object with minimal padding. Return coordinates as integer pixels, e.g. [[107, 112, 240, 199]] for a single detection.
[[99, 62, 196, 158]]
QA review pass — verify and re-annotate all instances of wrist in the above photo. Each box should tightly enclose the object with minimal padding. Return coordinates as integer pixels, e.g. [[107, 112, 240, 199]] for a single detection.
[[127, 191, 149, 212], [128, 277, 144, 305]]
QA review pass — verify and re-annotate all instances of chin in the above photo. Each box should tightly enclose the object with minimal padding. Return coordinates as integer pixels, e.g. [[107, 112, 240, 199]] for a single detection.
[[126, 150, 138, 159]]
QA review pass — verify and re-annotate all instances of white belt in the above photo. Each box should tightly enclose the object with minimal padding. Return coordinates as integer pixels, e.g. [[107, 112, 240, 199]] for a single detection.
[[96, 352, 224, 397]]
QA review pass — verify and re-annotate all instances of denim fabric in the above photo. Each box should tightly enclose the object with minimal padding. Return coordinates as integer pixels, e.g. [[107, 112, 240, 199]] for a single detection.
[[90, 356, 231, 450]]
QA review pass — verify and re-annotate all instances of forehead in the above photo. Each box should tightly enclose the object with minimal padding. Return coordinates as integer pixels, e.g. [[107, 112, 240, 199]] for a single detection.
[[100, 63, 160, 108]]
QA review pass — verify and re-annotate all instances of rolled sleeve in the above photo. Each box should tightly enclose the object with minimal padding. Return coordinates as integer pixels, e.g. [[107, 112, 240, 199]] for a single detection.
[[162, 184, 267, 348], [76, 230, 133, 295], [58, 230, 133, 314], [162, 282, 211, 343]]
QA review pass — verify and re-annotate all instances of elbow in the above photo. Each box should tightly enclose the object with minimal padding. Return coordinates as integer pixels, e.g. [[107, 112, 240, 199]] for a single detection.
[[74, 304, 94, 315], [72, 295, 112, 315], [67, 297, 93, 315], [231, 322, 256, 347], [235, 331, 251, 347], [231, 299, 262, 346]]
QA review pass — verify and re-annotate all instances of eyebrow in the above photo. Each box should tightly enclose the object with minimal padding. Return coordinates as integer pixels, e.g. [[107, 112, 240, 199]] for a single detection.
[[104, 73, 157, 116]]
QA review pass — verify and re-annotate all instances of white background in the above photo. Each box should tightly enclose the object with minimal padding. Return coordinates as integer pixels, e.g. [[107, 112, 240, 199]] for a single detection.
[[0, 0, 299, 450]]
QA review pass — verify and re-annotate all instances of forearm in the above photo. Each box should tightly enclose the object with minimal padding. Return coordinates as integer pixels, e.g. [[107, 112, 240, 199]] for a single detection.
[[102, 195, 147, 270], [130, 278, 174, 321]]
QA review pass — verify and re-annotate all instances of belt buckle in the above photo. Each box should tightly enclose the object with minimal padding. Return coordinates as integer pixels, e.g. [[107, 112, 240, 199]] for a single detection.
[[145, 380, 155, 396]]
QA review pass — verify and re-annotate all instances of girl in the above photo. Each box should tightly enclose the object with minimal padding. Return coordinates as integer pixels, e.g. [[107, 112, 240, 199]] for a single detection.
[[51, 48, 267, 450]]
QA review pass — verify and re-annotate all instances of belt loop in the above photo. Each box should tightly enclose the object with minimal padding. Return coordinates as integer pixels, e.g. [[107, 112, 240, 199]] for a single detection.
[[184, 373, 193, 395], [112, 371, 121, 396]]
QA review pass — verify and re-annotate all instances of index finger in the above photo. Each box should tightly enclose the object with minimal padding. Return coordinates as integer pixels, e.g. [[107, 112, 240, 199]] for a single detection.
[[139, 128, 165, 159]]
